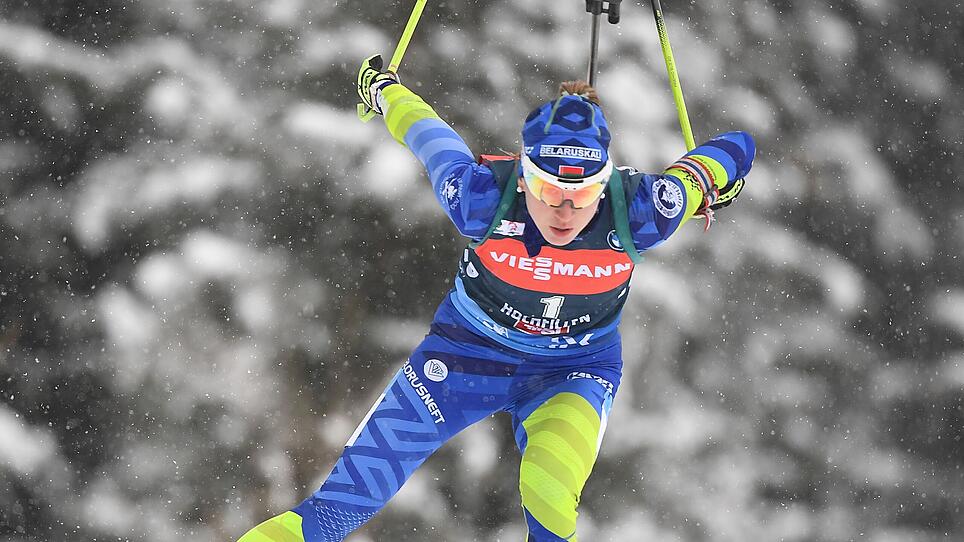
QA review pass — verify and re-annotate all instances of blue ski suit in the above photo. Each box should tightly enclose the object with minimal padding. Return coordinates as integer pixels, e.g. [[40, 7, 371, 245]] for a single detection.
[[238, 84, 756, 542]]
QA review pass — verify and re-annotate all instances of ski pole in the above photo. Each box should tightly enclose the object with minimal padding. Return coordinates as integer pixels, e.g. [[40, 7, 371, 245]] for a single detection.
[[585, 0, 622, 87], [587, 9, 601, 86], [651, 0, 696, 151], [357, 0, 429, 122]]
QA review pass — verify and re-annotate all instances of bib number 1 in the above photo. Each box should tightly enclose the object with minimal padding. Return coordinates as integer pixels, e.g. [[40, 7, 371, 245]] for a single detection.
[[540, 296, 565, 319]]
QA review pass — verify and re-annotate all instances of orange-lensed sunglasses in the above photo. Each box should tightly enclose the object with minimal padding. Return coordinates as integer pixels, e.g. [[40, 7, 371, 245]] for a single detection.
[[520, 154, 613, 209]]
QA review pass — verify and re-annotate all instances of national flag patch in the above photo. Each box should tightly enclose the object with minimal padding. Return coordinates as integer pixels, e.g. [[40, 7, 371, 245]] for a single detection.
[[558, 165, 585, 177]]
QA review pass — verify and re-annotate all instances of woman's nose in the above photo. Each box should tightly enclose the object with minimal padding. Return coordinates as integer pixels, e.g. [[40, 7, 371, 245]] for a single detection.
[[553, 201, 577, 218]]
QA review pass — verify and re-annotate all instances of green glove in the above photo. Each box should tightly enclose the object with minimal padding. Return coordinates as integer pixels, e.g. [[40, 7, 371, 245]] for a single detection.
[[356, 54, 398, 115]]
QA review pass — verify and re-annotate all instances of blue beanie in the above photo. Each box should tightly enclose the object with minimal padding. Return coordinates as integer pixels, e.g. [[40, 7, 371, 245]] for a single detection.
[[521, 95, 611, 178]]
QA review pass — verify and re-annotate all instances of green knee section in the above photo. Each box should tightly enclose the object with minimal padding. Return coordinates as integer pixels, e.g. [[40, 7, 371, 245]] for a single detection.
[[237, 511, 305, 542], [519, 392, 602, 540]]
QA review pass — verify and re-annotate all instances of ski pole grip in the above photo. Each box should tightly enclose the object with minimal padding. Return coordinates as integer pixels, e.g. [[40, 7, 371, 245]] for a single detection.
[[607, 0, 621, 24], [585, 0, 621, 23]]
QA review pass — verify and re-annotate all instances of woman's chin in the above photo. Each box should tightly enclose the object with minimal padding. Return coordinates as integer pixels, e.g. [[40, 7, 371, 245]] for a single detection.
[[545, 226, 576, 245]]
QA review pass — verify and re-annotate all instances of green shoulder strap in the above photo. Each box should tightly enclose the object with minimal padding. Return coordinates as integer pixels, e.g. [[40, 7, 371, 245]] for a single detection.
[[469, 159, 519, 249], [606, 169, 644, 264]]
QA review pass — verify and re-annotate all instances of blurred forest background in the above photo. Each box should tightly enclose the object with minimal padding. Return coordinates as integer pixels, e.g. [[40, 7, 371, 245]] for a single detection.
[[1, 0, 962, 541]]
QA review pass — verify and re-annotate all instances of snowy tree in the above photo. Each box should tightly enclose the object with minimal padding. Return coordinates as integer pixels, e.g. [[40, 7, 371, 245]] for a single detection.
[[1, 1, 962, 541]]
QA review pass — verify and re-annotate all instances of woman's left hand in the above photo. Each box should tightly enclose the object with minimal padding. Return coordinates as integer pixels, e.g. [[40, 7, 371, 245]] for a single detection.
[[356, 54, 398, 115], [712, 178, 745, 210]]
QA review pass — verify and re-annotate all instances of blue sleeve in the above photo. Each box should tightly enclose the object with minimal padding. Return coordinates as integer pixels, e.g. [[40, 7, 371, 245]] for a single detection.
[[627, 171, 690, 251], [700, 131, 755, 180], [628, 130, 756, 250], [402, 118, 501, 239], [680, 131, 756, 184]]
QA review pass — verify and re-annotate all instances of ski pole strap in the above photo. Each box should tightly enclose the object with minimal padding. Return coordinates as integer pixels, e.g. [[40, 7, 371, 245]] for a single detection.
[[606, 169, 643, 264], [666, 157, 721, 232], [469, 160, 520, 248]]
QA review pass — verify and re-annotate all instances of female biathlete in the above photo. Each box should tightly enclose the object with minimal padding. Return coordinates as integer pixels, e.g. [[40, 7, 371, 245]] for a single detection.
[[238, 54, 755, 541]]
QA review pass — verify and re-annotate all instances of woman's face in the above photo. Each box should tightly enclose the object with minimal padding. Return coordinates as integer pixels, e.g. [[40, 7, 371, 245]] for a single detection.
[[518, 177, 602, 246]]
